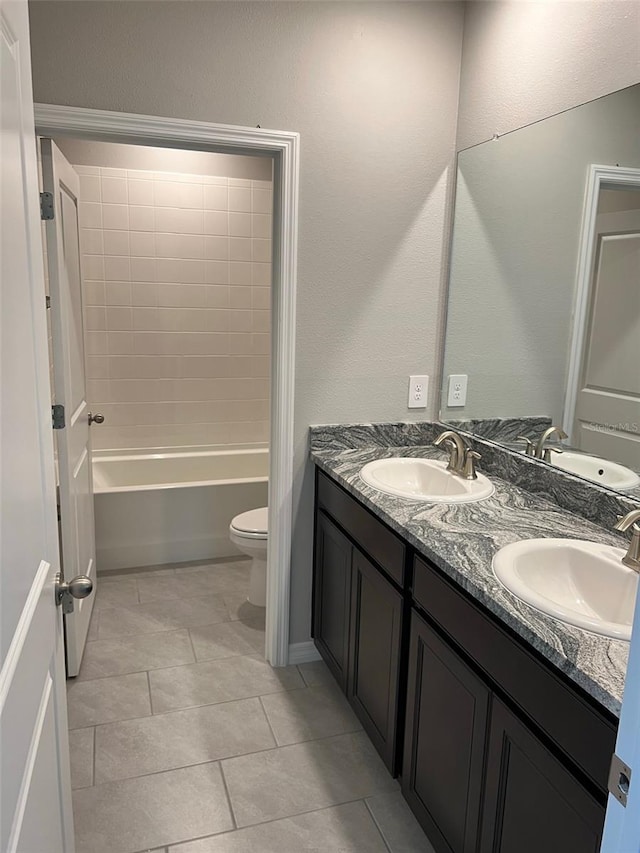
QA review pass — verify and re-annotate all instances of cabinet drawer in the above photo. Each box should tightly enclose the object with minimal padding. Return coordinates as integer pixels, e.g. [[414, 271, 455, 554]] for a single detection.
[[413, 555, 616, 795], [317, 470, 405, 587]]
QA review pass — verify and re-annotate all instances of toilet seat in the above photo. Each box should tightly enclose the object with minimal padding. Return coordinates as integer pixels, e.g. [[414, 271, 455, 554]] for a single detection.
[[230, 506, 268, 538]]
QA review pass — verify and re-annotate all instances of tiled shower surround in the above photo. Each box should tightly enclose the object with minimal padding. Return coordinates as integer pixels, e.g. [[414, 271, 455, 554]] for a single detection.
[[77, 165, 272, 450]]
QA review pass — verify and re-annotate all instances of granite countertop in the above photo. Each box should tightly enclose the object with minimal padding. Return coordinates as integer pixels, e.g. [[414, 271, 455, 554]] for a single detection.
[[310, 426, 630, 718]]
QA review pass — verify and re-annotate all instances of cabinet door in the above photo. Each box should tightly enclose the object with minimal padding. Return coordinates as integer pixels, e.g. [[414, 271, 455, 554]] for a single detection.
[[402, 611, 490, 853], [348, 549, 403, 773], [313, 511, 352, 690], [480, 698, 604, 853]]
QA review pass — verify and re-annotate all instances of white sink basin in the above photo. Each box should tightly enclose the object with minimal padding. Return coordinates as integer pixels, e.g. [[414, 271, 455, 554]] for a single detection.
[[360, 457, 494, 504], [493, 538, 635, 640], [550, 451, 640, 491]]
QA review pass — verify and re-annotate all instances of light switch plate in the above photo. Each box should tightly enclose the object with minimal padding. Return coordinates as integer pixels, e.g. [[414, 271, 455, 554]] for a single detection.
[[408, 375, 429, 409], [447, 374, 468, 407]]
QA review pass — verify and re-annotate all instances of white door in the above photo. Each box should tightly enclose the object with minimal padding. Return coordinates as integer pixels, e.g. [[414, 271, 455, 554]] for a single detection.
[[573, 200, 640, 469], [41, 139, 99, 677], [1, 0, 74, 849]]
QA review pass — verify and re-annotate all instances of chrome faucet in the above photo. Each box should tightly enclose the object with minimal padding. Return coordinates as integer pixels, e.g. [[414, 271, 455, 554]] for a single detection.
[[433, 429, 481, 480], [534, 426, 568, 461], [614, 509, 640, 572]]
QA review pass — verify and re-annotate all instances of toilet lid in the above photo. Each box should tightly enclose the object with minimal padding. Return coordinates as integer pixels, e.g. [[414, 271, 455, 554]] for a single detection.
[[232, 506, 268, 535]]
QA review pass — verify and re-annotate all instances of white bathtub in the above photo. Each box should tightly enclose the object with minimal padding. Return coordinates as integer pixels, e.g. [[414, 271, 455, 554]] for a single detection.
[[93, 447, 269, 572]]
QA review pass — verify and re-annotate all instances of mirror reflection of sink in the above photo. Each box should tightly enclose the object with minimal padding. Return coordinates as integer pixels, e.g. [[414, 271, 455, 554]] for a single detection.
[[360, 457, 494, 504], [549, 451, 640, 492], [493, 538, 635, 640]]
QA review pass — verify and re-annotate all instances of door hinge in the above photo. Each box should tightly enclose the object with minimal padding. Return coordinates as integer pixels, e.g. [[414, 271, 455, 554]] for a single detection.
[[40, 191, 54, 221], [46, 295, 51, 309], [608, 753, 632, 807], [52, 404, 65, 430]]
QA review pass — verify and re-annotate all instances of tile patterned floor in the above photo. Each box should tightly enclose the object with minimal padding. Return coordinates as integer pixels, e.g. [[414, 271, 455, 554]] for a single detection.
[[68, 560, 434, 853]]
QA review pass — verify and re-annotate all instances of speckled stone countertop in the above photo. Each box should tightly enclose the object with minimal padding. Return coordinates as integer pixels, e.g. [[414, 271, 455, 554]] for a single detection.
[[309, 422, 630, 718]]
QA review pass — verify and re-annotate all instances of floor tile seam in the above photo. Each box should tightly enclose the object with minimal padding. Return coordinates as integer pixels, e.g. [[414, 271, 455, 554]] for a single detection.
[[185, 627, 199, 665], [218, 760, 238, 831], [363, 797, 394, 853], [148, 680, 314, 717], [230, 793, 387, 832], [257, 694, 279, 746], [91, 727, 374, 787], [69, 679, 306, 730], [146, 669, 154, 715], [91, 739, 283, 787], [163, 796, 379, 851], [82, 626, 194, 649], [88, 691, 284, 733], [75, 644, 263, 681], [102, 587, 243, 607], [95, 616, 236, 641], [91, 725, 97, 788]]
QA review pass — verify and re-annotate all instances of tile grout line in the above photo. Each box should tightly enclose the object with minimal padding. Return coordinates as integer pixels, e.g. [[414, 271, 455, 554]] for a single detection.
[[185, 627, 198, 665], [257, 694, 280, 747], [91, 726, 97, 788], [218, 760, 238, 831], [146, 669, 154, 715], [73, 729, 376, 790], [364, 797, 394, 853], [68, 674, 320, 732]]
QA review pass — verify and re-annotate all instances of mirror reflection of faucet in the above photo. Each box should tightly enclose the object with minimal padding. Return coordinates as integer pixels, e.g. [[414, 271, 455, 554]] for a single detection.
[[517, 426, 568, 461]]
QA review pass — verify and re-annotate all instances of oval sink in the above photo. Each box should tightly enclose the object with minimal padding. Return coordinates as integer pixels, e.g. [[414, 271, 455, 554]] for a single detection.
[[493, 538, 635, 640], [360, 457, 494, 504], [549, 451, 640, 492]]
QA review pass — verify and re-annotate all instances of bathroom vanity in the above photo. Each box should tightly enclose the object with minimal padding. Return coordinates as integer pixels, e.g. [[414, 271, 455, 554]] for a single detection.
[[310, 424, 631, 853]]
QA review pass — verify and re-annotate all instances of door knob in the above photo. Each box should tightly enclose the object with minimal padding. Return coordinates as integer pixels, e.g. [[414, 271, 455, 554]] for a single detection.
[[55, 572, 93, 613], [88, 412, 105, 425]]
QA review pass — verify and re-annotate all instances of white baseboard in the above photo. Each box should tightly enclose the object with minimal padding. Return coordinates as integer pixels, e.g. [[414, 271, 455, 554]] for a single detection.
[[288, 641, 322, 665]]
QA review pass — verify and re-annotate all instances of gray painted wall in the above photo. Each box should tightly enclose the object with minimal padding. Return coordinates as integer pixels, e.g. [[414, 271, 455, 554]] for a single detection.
[[28, 1, 464, 644], [456, 0, 640, 150]]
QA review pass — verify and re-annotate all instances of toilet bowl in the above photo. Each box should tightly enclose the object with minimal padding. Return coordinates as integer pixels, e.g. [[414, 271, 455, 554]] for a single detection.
[[229, 506, 268, 607]]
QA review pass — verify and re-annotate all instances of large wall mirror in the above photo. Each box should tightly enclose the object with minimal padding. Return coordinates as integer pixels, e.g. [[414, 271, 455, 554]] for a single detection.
[[440, 83, 640, 498]]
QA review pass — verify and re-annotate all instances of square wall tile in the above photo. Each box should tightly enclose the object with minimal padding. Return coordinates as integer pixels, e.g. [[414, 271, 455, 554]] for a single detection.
[[79, 174, 101, 202], [103, 230, 130, 256], [103, 204, 129, 230], [229, 186, 251, 212], [101, 177, 128, 204]]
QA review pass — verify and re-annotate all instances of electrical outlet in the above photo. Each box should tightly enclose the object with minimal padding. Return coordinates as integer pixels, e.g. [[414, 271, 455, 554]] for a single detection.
[[408, 375, 429, 409], [447, 374, 468, 407]]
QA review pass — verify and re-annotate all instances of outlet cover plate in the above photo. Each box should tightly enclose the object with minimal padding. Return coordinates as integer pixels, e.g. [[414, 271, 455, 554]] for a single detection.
[[408, 375, 429, 409], [447, 374, 468, 407]]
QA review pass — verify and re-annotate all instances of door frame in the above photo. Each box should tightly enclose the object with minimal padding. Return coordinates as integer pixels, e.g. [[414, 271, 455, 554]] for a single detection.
[[563, 163, 640, 438], [34, 103, 300, 667]]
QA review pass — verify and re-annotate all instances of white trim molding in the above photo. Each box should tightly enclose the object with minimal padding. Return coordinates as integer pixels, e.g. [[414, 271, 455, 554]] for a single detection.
[[288, 641, 322, 666], [34, 104, 300, 667], [563, 164, 640, 439]]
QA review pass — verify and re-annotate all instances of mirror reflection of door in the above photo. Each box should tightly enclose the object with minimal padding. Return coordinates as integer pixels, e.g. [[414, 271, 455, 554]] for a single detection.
[[41, 138, 99, 677], [572, 186, 640, 470]]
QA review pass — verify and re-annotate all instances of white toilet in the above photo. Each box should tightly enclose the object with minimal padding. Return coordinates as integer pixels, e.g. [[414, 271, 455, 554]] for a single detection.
[[229, 506, 268, 607]]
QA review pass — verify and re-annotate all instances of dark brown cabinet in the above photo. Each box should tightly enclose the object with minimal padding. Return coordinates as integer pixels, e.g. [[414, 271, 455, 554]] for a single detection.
[[403, 611, 489, 853], [313, 510, 352, 690], [312, 467, 615, 853], [480, 699, 604, 853], [348, 549, 403, 771]]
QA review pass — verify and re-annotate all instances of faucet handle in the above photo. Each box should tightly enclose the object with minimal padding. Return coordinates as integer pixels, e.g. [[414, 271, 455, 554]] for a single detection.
[[517, 436, 536, 457], [463, 449, 481, 480], [543, 446, 563, 463]]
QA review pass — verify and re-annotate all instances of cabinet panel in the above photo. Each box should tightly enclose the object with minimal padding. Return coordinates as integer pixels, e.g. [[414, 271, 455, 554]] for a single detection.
[[413, 555, 616, 793], [313, 511, 352, 689], [403, 611, 490, 853], [480, 699, 604, 853], [317, 470, 406, 586], [348, 550, 403, 773]]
